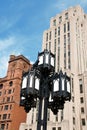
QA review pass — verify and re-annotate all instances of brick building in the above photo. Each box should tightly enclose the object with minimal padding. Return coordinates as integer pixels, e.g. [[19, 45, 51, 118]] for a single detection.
[[0, 55, 32, 130]]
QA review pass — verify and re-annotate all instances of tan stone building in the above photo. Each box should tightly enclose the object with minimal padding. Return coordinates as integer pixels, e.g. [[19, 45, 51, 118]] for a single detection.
[[0, 55, 32, 130], [19, 5, 87, 130]]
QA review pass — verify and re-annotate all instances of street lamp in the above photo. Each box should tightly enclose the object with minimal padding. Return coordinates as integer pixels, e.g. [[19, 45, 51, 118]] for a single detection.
[[20, 49, 71, 130], [52, 71, 71, 101], [27, 69, 40, 97], [38, 49, 55, 68]]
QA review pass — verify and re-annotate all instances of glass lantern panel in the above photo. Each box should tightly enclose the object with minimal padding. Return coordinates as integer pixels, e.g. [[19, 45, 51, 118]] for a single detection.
[[45, 54, 49, 64], [62, 78, 65, 91], [35, 78, 40, 90], [67, 81, 70, 92], [49, 93, 53, 101], [22, 76, 27, 89], [21, 96, 25, 100], [53, 79, 59, 92], [38, 55, 43, 65], [29, 75, 33, 88], [51, 56, 54, 67]]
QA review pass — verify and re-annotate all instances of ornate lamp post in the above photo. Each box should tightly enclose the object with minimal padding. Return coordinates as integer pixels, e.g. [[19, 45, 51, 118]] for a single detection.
[[20, 49, 71, 130]]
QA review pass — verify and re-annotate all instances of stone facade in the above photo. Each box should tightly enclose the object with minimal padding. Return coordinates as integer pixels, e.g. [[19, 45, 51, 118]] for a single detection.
[[20, 5, 87, 130]]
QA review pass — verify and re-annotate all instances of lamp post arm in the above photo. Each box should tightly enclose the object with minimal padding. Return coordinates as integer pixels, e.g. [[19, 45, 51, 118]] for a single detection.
[[32, 59, 39, 69], [48, 73, 59, 82]]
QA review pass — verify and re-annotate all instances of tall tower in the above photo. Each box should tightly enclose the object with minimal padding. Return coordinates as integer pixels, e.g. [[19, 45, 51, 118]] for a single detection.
[[42, 5, 87, 130], [20, 5, 87, 130], [0, 55, 32, 130]]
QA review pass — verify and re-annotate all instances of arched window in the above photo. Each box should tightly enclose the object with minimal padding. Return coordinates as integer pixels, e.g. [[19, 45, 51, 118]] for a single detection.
[[9, 81, 13, 87]]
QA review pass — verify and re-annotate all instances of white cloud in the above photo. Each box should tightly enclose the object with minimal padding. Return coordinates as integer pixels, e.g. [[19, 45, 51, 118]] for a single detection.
[[0, 36, 16, 51], [0, 35, 21, 77], [0, 55, 9, 77], [53, 2, 67, 10]]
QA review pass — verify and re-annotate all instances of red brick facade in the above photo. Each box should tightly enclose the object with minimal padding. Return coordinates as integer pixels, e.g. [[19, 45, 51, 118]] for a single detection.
[[0, 55, 32, 130]]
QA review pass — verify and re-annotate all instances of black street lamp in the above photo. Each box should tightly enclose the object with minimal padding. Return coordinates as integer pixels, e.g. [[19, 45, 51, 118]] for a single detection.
[[20, 49, 71, 130]]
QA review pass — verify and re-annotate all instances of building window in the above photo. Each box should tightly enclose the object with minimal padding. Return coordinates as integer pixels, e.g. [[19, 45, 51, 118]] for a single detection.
[[1, 124, 5, 129], [64, 24, 66, 33], [9, 81, 13, 87], [58, 127, 61, 130], [58, 27, 60, 36], [8, 89, 12, 94], [58, 37, 60, 71], [64, 35, 66, 69], [67, 33, 71, 69], [68, 58, 71, 69], [55, 29, 57, 37], [49, 42, 51, 51], [82, 118, 86, 126], [59, 16, 62, 23], [81, 107, 84, 113], [7, 97, 10, 102], [79, 79, 83, 93], [52, 127, 56, 130], [72, 96, 74, 102], [72, 106, 75, 113], [73, 117, 75, 125], [58, 47, 60, 71], [56, 114, 58, 121], [67, 33, 70, 44], [4, 105, 9, 110], [0, 91, 2, 96], [67, 22, 70, 31], [54, 39, 56, 66], [80, 97, 84, 103], [46, 33, 48, 41], [3, 114, 7, 120], [80, 84, 83, 93], [0, 84, 3, 89], [46, 43, 48, 50], [64, 35, 66, 45], [0, 114, 1, 120], [61, 110, 63, 121], [49, 31, 51, 40], [54, 39, 56, 52], [53, 19, 56, 26], [58, 37, 60, 45], [65, 12, 68, 20]]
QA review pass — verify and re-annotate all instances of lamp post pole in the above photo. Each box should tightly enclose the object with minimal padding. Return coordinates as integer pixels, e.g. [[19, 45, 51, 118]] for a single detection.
[[20, 49, 71, 130], [37, 69, 50, 130]]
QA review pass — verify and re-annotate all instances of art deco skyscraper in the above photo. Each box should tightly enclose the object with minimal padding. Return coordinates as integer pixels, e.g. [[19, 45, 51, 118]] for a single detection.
[[20, 5, 87, 130], [42, 5, 87, 130]]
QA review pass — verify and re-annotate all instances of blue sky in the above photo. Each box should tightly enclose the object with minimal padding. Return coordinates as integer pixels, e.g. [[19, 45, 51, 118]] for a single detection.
[[0, 0, 87, 77]]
